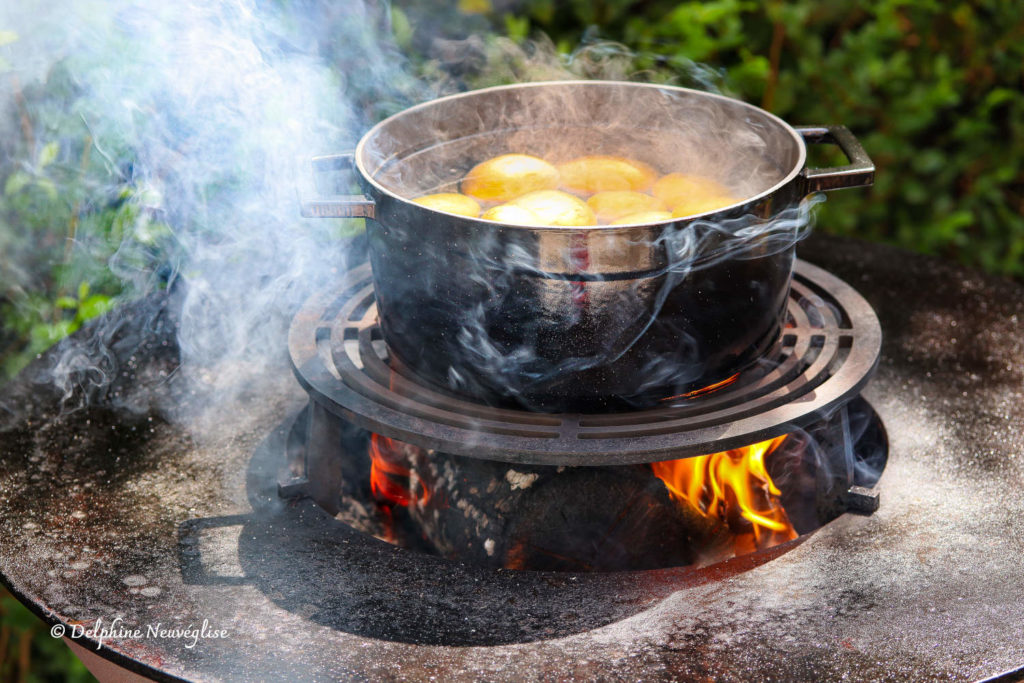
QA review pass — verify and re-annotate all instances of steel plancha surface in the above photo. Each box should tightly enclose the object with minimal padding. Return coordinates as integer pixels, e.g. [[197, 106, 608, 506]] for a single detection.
[[0, 234, 1023, 681]]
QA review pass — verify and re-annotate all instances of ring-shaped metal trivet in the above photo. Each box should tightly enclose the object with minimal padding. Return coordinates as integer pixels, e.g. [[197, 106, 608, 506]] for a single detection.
[[288, 259, 881, 466]]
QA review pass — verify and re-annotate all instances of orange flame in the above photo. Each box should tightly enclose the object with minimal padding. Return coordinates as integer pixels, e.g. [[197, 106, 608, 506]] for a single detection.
[[651, 435, 796, 554], [368, 433, 430, 508]]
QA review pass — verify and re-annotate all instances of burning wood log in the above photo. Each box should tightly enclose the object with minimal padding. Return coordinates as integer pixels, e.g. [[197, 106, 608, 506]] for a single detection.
[[395, 446, 731, 572]]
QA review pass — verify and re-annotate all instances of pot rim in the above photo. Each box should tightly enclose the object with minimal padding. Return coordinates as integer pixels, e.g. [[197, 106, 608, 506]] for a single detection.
[[353, 80, 808, 231]]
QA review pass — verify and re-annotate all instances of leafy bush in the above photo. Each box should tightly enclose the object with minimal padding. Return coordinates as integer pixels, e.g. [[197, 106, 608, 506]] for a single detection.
[[0, 47, 175, 381]]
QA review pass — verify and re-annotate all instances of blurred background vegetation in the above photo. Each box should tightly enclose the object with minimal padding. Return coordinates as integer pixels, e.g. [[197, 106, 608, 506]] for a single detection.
[[0, 587, 93, 681], [1, 0, 1022, 679]]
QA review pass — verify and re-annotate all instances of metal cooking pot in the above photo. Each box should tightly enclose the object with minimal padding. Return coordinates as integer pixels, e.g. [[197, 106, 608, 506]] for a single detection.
[[304, 81, 873, 412]]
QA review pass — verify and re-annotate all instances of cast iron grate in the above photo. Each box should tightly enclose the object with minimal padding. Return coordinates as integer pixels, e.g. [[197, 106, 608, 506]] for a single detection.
[[289, 259, 881, 466]]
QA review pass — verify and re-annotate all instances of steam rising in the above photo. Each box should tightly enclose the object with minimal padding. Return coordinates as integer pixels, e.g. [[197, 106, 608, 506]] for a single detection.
[[367, 81, 798, 200]]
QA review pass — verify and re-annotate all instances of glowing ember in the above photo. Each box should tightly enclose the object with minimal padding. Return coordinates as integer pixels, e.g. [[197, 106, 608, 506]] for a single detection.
[[368, 433, 429, 508], [660, 372, 741, 402], [650, 435, 796, 555]]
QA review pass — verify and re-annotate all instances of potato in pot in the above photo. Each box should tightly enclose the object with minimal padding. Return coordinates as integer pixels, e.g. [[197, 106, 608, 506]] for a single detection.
[[557, 155, 657, 195], [510, 190, 596, 227], [412, 193, 481, 217], [481, 204, 546, 226], [461, 154, 560, 202], [587, 191, 666, 223]]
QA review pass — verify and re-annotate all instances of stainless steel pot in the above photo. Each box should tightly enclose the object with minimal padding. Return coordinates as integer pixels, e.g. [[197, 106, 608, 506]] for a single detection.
[[304, 81, 873, 412]]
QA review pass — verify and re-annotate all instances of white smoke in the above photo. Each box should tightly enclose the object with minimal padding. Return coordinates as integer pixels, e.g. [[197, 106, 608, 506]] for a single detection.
[[0, 0, 419, 414]]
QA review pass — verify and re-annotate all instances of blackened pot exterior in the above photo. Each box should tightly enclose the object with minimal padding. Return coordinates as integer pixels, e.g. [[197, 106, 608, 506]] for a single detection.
[[308, 82, 873, 412]]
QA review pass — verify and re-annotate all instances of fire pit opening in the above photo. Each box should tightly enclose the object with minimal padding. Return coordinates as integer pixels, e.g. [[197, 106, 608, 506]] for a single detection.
[[281, 397, 885, 573]]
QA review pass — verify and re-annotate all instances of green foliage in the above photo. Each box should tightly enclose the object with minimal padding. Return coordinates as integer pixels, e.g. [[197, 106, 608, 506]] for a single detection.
[[0, 34, 178, 381], [397, 0, 1024, 278], [0, 586, 96, 682]]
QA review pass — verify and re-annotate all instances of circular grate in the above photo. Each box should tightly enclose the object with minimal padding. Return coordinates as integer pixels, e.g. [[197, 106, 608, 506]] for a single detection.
[[289, 260, 881, 466]]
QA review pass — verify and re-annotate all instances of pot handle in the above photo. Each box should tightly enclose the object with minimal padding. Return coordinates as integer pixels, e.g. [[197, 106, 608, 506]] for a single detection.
[[795, 126, 875, 193], [300, 153, 377, 219]]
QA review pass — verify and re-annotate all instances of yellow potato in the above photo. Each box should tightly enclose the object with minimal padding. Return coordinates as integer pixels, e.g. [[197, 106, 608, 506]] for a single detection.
[[610, 210, 674, 225], [480, 204, 545, 226], [461, 154, 559, 202], [511, 190, 596, 226], [586, 191, 666, 223], [412, 192, 481, 217], [557, 155, 658, 195], [670, 195, 738, 218], [652, 173, 733, 211]]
